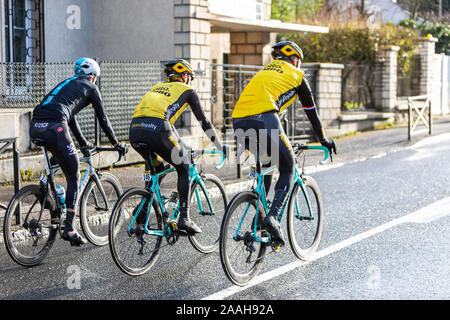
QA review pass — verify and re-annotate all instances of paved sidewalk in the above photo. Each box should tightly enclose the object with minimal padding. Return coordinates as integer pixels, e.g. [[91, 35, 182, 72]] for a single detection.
[[1, 116, 449, 215]]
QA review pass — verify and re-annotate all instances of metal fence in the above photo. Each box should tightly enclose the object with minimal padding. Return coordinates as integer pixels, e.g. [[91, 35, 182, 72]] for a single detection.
[[210, 63, 318, 143], [341, 62, 376, 111], [98, 61, 165, 142], [0, 61, 165, 143], [1, 61, 319, 147]]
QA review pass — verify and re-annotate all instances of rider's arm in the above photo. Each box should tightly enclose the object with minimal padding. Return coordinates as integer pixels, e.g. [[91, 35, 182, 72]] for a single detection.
[[90, 86, 119, 146], [187, 90, 223, 150], [295, 77, 327, 142], [68, 116, 89, 148]]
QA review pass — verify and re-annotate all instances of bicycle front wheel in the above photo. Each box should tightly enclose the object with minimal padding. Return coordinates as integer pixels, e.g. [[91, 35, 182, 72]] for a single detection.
[[108, 187, 163, 276], [219, 191, 267, 286], [287, 176, 323, 261], [80, 173, 122, 246], [188, 174, 227, 254], [3, 185, 57, 267]]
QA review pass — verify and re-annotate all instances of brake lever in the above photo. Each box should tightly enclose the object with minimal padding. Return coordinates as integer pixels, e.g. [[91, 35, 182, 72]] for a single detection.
[[112, 144, 129, 167], [113, 152, 123, 167]]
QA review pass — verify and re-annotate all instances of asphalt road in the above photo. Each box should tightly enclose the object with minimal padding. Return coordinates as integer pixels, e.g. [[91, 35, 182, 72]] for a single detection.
[[1, 129, 449, 302]]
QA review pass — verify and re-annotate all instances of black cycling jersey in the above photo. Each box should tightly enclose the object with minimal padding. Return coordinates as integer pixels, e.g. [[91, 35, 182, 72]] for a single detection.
[[32, 76, 117, 146]]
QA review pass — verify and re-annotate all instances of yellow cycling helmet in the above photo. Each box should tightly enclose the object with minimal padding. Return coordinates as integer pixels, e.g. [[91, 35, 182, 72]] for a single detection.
[[271, 41, 304, 67], [164, 59, 195, 82]]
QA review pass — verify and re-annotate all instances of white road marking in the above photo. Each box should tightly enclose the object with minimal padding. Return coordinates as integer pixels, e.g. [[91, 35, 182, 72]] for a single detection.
[[202, 197, 450, 300]]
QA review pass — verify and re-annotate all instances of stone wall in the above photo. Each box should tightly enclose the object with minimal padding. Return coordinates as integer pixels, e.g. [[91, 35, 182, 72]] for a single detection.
[[229, 31, 276, 66]]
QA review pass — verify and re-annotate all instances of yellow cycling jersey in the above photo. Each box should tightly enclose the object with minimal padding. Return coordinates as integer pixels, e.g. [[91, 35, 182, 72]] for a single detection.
[[232, 60, 305, 118], [132, 81, 193, 125]]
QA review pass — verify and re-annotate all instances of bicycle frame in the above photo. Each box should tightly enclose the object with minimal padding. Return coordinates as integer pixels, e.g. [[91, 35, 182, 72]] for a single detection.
[[128, 149, 226, 238], [234, 144, 329, 244], [79, 153, 112, 212], [26, 146, 116, 228]]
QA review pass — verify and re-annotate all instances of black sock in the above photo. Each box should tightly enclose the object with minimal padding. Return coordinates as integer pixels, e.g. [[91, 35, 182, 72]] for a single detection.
[[179, 207, 189, 220], [65, 211, 75, 230], [268, 189, 288, 218]]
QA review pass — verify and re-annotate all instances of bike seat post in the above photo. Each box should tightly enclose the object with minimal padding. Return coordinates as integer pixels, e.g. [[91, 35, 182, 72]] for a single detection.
[[255, 139, 262, 174], [41, 146, 52, 175], [143, 147, 157, 190]]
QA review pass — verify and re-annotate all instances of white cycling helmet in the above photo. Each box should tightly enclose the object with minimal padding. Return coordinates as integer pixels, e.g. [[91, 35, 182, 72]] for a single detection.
[[74, 58, 101, 77]]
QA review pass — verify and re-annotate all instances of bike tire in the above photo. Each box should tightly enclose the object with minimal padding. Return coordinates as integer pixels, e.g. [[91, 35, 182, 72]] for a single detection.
[[80, 172, 122, 246], [287, 176, 323, 261], [3, 185, 57, 267], [108, 187, 163, 276], [219, 191, 267, 286], [188, 174, 228, 254]]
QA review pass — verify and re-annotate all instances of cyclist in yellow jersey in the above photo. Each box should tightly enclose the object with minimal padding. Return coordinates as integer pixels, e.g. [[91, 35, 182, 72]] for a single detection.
[[130, 59, 230, 235], [233, 41, 336, 245]]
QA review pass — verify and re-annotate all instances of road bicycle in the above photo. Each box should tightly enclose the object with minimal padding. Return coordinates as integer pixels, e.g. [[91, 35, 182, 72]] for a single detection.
[[3, 138, 125, 267], [219, 142, 329, 286], [108, 143, 227, 276]]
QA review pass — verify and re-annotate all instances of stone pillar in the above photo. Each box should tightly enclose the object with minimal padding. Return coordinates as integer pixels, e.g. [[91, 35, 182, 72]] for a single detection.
[[174, 0, 211, 143], [374, 46, 400, 112], [229, 31, 276, 66], [312, 63, 344, 136], [414, 36, 438, 96]]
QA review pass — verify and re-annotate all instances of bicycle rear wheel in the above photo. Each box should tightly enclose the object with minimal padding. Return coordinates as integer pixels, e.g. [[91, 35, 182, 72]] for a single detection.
[[287, 176, 323, 260], [80, 173, 122, 246], [108, 187, 163, 276], [188, 174, 227, 254], [3, 185, 57, 267], [219, 191, 267, 286]]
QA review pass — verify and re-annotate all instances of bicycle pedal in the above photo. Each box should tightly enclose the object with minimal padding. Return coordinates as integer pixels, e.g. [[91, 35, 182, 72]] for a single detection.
[[271, 241, 284, 252]]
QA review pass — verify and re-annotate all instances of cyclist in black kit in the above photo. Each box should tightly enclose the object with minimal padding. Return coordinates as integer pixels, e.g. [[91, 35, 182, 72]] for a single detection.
[[129, 59, 230, 235], [30, 58, 127, 246]]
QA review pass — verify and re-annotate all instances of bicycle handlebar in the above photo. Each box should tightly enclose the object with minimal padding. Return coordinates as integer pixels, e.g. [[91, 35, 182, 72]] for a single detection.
[[191, 149, 226, 170], [292, 143, 330, 165], [81, 144, 129, 166]]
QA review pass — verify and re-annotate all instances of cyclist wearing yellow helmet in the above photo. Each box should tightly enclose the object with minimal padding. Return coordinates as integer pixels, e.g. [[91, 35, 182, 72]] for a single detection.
[[232, 41, 336, 246], [130, 59, 229, 235]]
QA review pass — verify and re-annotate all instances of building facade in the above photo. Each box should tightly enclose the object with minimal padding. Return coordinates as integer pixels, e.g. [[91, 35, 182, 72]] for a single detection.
[[0, 0, 329, 145]]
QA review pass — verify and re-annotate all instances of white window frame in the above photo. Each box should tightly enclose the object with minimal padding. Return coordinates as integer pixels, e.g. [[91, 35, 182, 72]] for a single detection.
[[3, 0, 33, 97]]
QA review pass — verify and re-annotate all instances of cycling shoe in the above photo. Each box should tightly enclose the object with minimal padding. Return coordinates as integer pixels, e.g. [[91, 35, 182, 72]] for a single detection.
[[177, 218, 202, 235], [62, 228, 87, 246], [262, 215, 285, 247]]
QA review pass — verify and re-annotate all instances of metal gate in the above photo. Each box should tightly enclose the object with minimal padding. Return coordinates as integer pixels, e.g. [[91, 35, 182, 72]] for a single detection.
[[210, 63, 318, 143]]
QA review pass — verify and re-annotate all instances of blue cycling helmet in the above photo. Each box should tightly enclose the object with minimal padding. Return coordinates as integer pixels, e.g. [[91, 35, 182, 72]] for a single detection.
[[74, 58, 101, 77]]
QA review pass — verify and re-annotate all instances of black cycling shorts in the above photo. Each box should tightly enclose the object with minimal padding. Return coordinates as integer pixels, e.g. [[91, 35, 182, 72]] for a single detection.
[[29, 121, 80, 210], [233, 111, 295, 195], [129, 117, 191, 209]]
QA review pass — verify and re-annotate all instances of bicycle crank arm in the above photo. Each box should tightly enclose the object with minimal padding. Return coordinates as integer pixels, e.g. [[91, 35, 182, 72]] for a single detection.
[[173, 229, 188, 237]]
